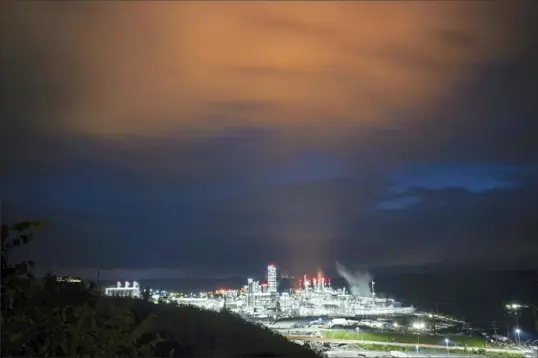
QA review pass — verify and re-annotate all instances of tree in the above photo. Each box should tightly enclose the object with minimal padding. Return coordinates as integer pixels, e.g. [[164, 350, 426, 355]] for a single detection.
[[1, 220, 44, 316], [1, 220, 165, 357]]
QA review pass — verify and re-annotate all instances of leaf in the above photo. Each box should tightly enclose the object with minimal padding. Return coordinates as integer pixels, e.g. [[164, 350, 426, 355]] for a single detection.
[[69, 303, 91, 356], [62, 305, 73, 321], [12, 220, 45, 232], [8, 331, 23, 342], [1, 224, 9, 241], [128, 314, 156, 342], [14, 262, 28, 274], [20, 233, 34, 244]]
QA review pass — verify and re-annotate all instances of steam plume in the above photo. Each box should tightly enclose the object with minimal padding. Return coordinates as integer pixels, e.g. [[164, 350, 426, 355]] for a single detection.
[[336, 261, 373, 297]]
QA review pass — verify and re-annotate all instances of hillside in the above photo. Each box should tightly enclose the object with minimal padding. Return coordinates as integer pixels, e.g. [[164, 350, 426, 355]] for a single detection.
[[127, 299, 320, 357], [1, 220, 320, 357]]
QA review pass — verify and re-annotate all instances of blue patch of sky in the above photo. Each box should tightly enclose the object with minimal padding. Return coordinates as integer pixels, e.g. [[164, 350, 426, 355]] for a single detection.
[[377, 163, 525, 211], [387, 163, 521, 194], [376, 196, 422, 211]]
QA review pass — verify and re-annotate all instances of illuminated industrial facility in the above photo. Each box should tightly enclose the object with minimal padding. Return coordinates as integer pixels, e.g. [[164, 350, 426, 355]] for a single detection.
[[56, 276, 82, 283], [104, 281, 141, 298], [151, 264, 416, 319], [99, 268, 535, 356]]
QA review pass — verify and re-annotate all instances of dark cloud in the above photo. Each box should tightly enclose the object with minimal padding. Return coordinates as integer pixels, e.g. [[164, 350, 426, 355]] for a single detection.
[[1, 1, 537, 278]]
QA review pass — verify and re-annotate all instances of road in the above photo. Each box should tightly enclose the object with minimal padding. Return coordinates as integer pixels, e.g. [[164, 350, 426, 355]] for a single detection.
[[286, 335, 527, 355], [326, 351, 494, 358]]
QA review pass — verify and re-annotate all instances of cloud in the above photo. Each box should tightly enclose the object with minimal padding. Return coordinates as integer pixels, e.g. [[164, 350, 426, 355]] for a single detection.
[[1, 2, 537, 276], [377, 196, 422, 211], [374, 163, 532, 211], [2, 1, 533, 141], [388, 163, 524, 194], [366, 186, 538, 268]]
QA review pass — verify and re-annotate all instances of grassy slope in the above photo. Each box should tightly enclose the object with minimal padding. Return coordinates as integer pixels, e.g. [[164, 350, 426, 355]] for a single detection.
[[123, 299, 321, 358], [323, 330, 487, 347]]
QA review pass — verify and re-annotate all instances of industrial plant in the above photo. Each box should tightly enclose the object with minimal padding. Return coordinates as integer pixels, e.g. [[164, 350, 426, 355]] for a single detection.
[[104, 264, 415, 319], [105, 280, 141, 298], [101, 264, 538, 358]]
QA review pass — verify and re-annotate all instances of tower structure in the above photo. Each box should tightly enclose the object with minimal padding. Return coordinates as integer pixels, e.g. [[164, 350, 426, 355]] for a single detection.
[[267, 264, 277, 294], [247, 278, 255, 308]]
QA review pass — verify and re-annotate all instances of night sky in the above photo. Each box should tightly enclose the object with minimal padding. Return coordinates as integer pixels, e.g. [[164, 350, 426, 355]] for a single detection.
[[1, 2, 537, 280]]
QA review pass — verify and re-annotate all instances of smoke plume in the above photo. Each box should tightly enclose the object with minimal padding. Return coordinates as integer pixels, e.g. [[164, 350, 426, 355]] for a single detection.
[[336, 261, 373, 297]]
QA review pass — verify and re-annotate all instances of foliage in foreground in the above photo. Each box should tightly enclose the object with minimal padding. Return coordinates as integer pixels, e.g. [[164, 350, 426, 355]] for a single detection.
[[1, 221, 321, 357], [1, 221, 164, 357]]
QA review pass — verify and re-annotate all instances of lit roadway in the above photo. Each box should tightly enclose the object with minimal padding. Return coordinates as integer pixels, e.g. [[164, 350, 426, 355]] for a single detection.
[[284, 334, 528, 356], [325, 350, 478, 358]]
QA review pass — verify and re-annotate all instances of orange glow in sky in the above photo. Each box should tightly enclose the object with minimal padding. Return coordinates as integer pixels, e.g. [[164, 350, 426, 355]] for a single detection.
[[2, 2, 529, 140]]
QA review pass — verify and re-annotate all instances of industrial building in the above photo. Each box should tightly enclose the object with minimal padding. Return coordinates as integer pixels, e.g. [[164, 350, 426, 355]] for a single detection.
[[168, 264, 415, 319], [104, 281, 141, 298]]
